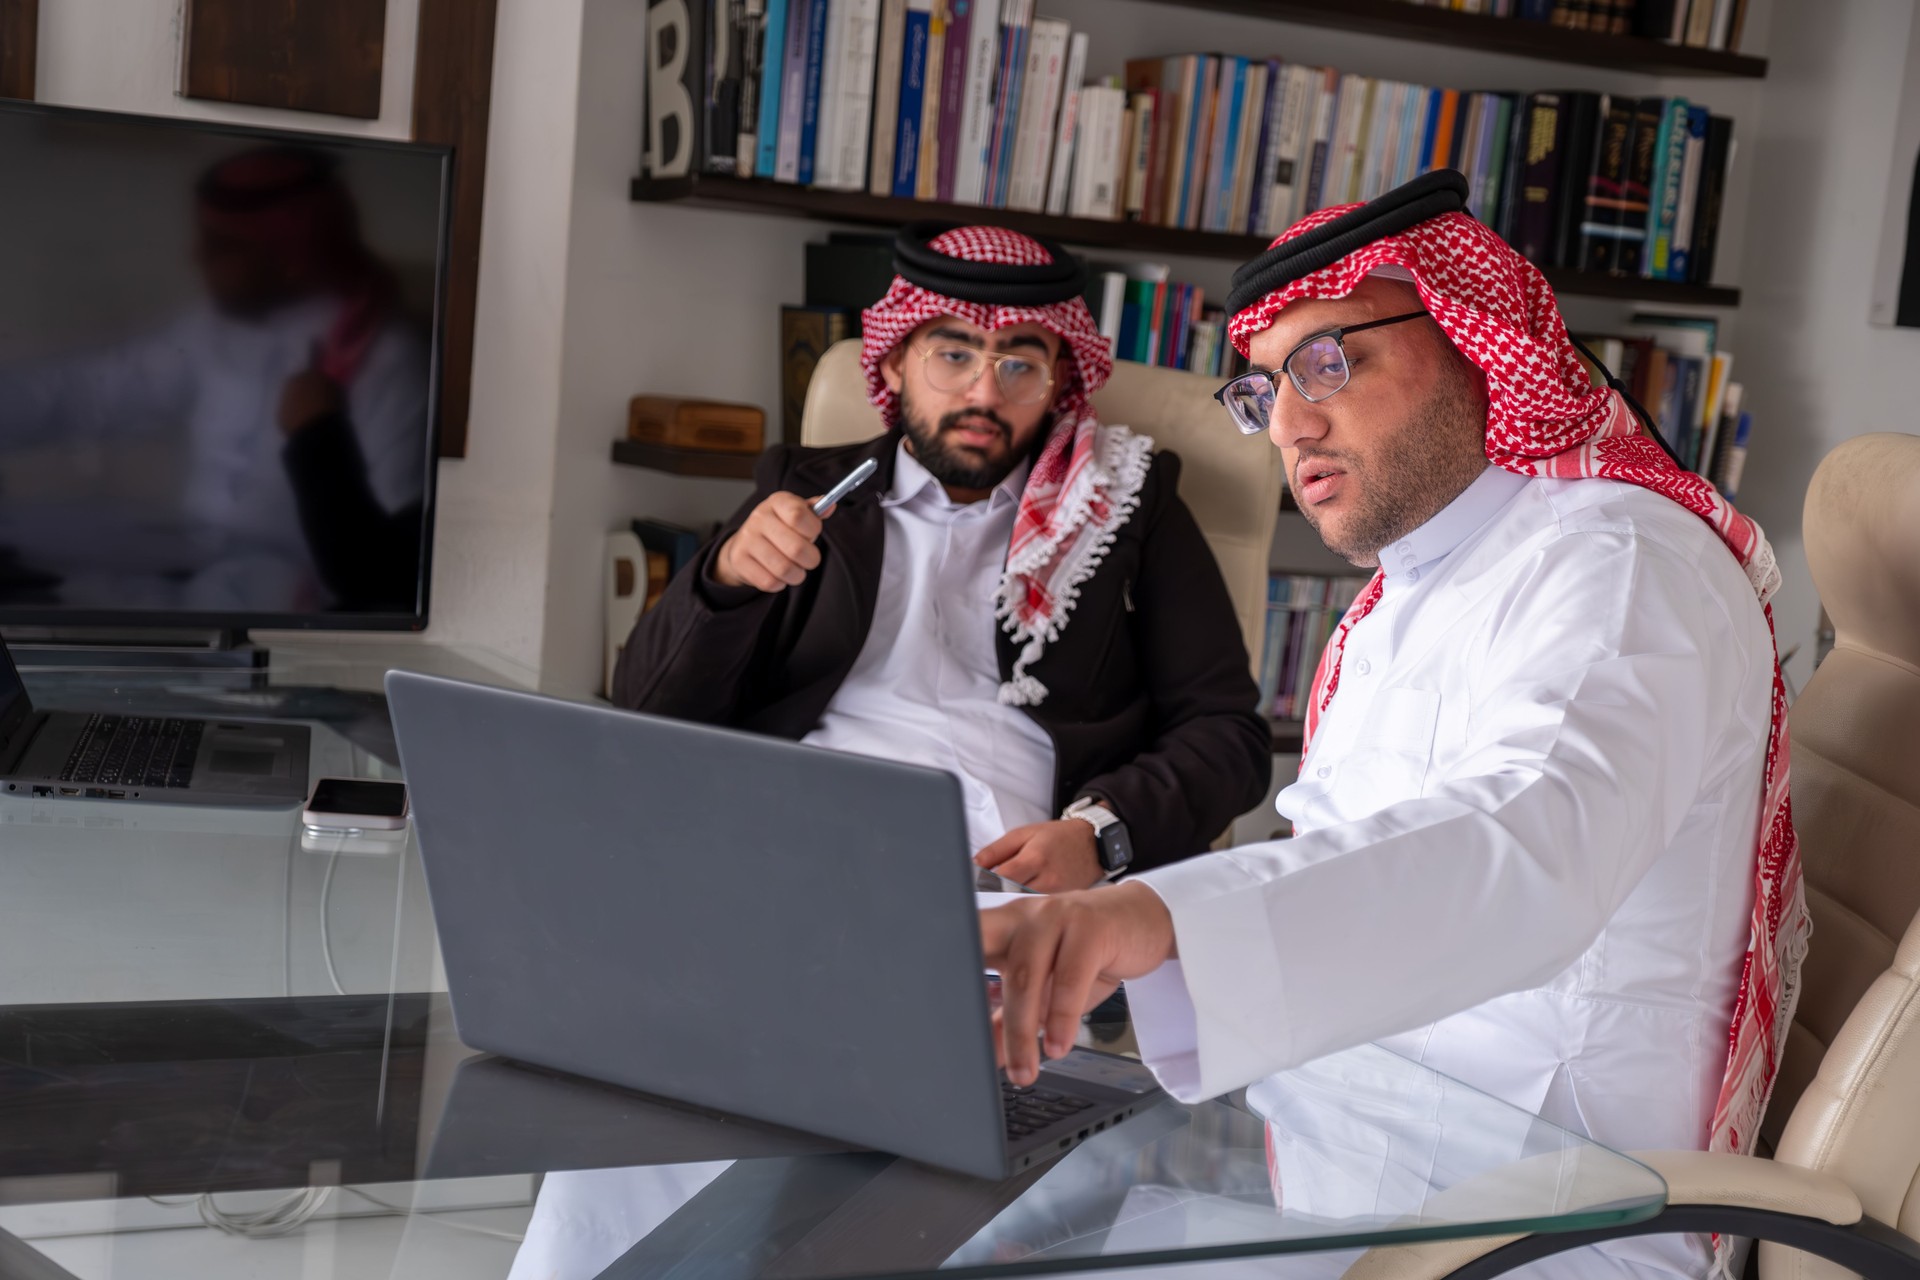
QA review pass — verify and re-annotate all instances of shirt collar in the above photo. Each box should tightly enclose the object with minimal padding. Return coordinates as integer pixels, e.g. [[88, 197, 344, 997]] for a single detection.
[[1379, 465, 1530, 591], [885, 437, 1030, 512]]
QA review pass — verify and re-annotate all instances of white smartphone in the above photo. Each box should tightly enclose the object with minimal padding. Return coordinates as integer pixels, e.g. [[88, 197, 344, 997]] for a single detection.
[[301, 777, 410, 831]]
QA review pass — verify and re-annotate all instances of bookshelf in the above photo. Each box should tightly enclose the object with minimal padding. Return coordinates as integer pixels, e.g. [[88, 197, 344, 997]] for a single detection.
[[612, 440, 760, 479], [632, 174, 1743, 309], [1141, 0, 1766, 79]]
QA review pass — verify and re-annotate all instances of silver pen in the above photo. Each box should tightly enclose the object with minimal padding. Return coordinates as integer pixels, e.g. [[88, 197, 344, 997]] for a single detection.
[[811, 457, 879, 517]]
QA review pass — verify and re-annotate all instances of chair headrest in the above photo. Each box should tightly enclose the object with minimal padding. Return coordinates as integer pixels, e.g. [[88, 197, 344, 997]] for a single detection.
[[1803, 432, 1920, 668]]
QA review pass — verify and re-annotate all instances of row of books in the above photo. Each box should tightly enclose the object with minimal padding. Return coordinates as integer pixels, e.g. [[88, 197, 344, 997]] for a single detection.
[[1260, 574, 1372, 725], [1404, 0, 1751, 51], [1083, 265, 1237, 380], [685, 4, 1737, 286], [1573, 312, 1753, 500]]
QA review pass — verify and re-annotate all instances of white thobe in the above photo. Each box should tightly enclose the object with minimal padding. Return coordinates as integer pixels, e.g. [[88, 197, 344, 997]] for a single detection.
[[0, 300, 429, 612], [803, 439, 1057, 855], [1127, 466, 1775, 1280]]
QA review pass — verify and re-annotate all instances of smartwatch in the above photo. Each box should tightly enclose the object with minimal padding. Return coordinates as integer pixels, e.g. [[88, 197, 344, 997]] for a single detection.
[[1064, 798, 1134, 879]]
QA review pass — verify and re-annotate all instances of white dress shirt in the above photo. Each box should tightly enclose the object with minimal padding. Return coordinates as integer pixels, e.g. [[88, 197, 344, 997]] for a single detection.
[[1128, 466, 1775, 1280], [803, 440, 1057, 854]]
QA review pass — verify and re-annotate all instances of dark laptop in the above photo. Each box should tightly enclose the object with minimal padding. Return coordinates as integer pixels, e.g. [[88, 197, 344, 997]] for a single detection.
[[386, 670, 1165, 1181], [0, 638, 309, 806]]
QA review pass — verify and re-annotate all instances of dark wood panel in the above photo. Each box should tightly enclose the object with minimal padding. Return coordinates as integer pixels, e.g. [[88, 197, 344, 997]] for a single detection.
[[0, 0, 37, 102], [1171, 0, 1766, 77], [413, 0, 499, 459], [631, 174, 1744, 308], [182, 0, 387, 120]]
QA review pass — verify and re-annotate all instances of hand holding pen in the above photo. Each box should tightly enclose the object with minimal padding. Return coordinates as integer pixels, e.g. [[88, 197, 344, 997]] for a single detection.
[[711, 457, 878, 593]]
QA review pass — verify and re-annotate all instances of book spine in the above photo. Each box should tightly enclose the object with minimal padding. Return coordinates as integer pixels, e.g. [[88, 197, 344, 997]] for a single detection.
[[1125, 91, 1155, 219], [1203, 58, 1246, 232], [1044, 32, 1089, 216], [1549, 91, 1601, 268], [794, 0, 832, 185], [1684, 0, 1717, 45], [1181, 58, 1219, 228], [1246, 61, 1282, 236], [1264, 66, 1311, 234], [932, 0, 970, 201], [705, 0, 744, 175], [736, 0, 766, 173], [890, 0, 932, 196], [1613, 96, 1662, 276], [810, 0, 848, 186], [1667, 103, 1709, 281], [1643, 97, 1688, 279], [1155, 57, 1189, 225], [1007, 18, 1068, 211], [1515, 91, 1564, 262], [951, 0, 999, 204], [773, 0, 812, 181], [819, 0, 883, 189], [1579, 95, 1630, 272], [1690, 114, 1733, 284], [984, 0, 1032, 208], [914, 1, 947, 199], [1303, 70, 1340, 214], [756, 0, 794, 176], [1632, 0, 1677, 38], [1490, 94, 1524, 241], [865, 0, 907, 194], [1720, 411, 1751, 500], [1430, 86, 1459, 170]]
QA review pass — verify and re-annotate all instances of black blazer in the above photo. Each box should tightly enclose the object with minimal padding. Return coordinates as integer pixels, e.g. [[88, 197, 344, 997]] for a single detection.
[[611, 433, 1271, 872]]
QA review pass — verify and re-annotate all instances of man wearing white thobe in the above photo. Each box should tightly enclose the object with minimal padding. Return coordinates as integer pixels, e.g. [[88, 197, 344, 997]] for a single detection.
[[986, 173, 1803, 1280]]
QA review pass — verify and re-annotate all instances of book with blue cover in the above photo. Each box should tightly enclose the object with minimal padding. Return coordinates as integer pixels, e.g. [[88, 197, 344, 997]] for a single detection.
[[890, 0, 932, 197], [753, 0, 792, 176], [794, 0, 832, 185]]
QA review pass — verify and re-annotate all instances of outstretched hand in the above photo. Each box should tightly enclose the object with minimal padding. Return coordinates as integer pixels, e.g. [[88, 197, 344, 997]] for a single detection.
[[980, 882, 1177, 1085]]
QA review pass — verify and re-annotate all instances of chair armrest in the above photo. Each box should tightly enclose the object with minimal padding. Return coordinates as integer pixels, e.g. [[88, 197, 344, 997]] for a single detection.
[[1638, 1150, 1859, 1225], [1338, 1151, 1862, 1280]]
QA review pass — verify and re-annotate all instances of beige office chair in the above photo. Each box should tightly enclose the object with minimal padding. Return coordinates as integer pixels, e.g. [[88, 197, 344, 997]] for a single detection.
[[799, 339, 1286, 667], [1342, 433, 1920, 1280]]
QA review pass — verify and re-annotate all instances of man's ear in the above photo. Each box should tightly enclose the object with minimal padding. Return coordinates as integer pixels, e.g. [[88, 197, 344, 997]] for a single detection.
[[881, 344, 908, 395]]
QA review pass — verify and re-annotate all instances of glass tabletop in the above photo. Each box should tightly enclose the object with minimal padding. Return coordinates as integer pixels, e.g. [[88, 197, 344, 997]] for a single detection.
[[0, 657, 1667, 1280]]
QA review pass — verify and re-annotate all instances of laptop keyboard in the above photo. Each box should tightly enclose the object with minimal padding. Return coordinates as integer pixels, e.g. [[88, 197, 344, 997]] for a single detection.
[[60, 716, 204, 789], [1002, 1080, 1097, 1141]]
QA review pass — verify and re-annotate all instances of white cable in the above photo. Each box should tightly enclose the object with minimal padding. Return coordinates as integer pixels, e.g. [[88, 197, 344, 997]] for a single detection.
[[319, 841, 347, 996], [197, 1187, 333, 1238], [338, 1187, 527, 1243]]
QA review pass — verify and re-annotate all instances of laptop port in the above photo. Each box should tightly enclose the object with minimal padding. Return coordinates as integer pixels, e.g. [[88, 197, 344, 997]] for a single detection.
[[1094, 1121, 1105, 1133], [57, 788, 79, 796], [105, 791, 127, 800], [30, 786, 49, 797], [1059, 1138, 1072, 1150], [1078, 1128, 1089, 1140]]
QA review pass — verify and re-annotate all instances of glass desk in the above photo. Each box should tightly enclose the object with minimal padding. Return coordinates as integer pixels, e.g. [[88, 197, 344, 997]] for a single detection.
[[0, 655, 1667, 1280]]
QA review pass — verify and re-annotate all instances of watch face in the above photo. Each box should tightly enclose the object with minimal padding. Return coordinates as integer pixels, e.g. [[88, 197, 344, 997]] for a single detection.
[[1099, 823, 1134, 872]]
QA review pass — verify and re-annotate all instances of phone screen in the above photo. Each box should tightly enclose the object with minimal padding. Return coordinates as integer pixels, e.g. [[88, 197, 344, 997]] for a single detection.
[[307, 779, 409, 818]]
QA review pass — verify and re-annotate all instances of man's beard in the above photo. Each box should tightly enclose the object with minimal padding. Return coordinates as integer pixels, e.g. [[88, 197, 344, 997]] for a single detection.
[[898, 384, 1042, 492], [1296, 364, 1490, 567]]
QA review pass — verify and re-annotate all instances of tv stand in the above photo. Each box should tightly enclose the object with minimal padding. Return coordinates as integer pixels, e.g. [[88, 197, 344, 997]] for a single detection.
[[0, 627, 268, 671]]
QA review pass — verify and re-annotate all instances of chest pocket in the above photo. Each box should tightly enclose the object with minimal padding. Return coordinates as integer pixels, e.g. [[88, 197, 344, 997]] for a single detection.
[[1344, 686, 1441, 801]]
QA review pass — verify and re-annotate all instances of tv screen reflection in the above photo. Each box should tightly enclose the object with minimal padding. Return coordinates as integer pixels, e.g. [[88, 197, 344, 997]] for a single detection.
[[0, 109, 448, 623]]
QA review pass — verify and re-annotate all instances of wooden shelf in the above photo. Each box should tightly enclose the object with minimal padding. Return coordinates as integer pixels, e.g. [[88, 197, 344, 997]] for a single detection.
[[1271, 719, 1306, 754], [1167, 0, 1766, 78], [631, 174, 1741, 308], [611, 440, 759, 479]]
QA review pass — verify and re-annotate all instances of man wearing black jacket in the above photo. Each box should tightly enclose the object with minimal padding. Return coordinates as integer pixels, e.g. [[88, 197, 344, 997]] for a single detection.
[[613, 225, 1268, 889]]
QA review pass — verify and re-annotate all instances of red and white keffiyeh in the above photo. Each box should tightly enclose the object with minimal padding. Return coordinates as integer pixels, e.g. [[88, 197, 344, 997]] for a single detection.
[[1230, 204, 1808, 1173], [860, 226, 1153, 706]]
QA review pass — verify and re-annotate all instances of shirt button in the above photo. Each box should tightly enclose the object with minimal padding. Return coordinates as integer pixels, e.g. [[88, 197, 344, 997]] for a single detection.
[[1316, 765, 1332, 779], [1405, 568, 1420, 583], [1354, 659, 1371, 676]]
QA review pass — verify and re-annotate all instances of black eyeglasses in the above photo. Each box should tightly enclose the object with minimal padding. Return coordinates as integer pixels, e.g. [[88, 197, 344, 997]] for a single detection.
[[1213, 310, 1432, 436]]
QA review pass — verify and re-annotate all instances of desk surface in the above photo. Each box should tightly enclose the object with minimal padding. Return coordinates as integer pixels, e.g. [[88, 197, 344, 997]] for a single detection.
[[0, 656, 1666, 1280]]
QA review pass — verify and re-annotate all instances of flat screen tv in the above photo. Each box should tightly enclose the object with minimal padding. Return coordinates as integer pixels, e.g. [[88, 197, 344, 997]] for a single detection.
[[0, 101, 452, 634]]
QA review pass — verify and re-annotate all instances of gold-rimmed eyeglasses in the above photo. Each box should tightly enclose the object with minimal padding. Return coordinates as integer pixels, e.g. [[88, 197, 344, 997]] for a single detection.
[[915, 343, 1056, 406]]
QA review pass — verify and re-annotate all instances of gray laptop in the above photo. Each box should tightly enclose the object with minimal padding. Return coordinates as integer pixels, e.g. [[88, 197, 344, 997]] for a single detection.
[[386, 670, 1164, 1181], [0, 638, 310, 807]]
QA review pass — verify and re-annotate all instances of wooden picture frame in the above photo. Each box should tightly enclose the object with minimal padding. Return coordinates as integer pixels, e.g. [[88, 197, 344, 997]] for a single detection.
[[181, 0, 388, 120]]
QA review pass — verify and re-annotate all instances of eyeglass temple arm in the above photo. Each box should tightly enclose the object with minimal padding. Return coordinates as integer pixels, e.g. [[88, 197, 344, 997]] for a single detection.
[[1565, 334, 1688, 471]]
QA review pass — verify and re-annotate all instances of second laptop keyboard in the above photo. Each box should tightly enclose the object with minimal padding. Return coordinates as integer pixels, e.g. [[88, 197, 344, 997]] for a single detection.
[[60, 716, 204, 789]]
